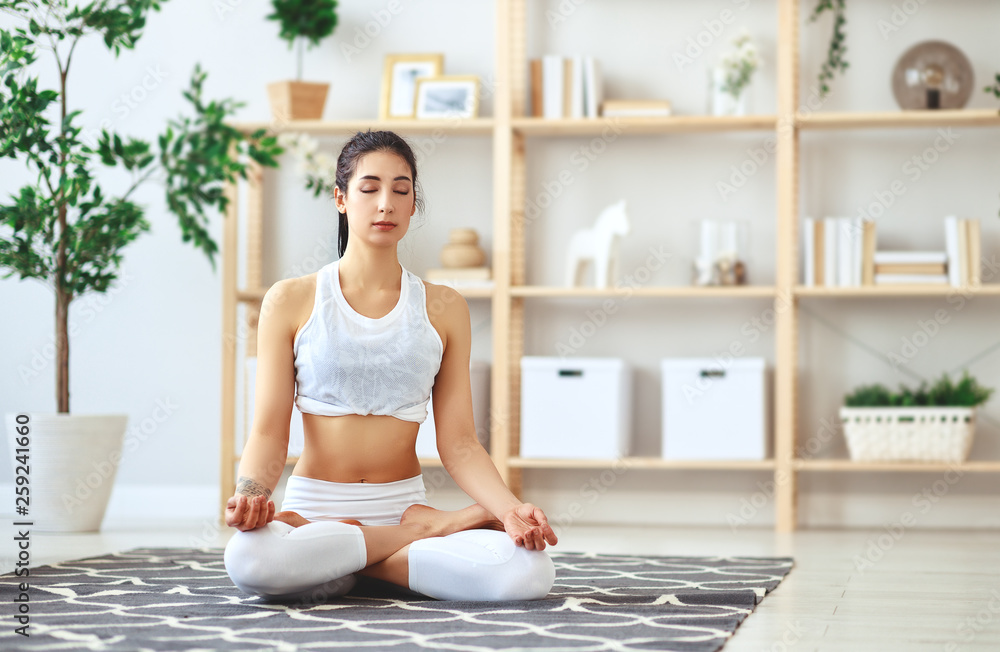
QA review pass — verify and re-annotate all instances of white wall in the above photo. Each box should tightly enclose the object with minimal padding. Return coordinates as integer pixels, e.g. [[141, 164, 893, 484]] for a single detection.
[[1, 0, 999, 529]]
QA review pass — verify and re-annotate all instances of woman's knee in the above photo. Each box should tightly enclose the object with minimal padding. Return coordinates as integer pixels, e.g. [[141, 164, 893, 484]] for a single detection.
[[223, 522, 295, 595], [497, 547, 555, 600]]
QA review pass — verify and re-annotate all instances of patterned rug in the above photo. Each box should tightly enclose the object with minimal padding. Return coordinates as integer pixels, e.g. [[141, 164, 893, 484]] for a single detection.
[[1, 547, 792, 651]]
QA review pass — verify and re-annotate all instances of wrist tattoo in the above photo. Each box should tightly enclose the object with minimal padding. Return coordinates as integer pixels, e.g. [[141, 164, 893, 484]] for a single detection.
[[236, 476, 272, 498]]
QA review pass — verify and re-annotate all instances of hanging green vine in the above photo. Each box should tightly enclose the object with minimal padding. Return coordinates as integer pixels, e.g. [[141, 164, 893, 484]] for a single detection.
[[809, 0, 848, 99]]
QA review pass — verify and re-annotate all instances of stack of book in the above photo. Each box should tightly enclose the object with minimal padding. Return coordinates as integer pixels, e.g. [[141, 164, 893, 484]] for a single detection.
[[425, 266, 495, 288], [801, 215, 982, 288], [801, 216, 876, 287], [600, 99, 672, 117], [873, 251, 948, 285], [529, 55, 602, 118]]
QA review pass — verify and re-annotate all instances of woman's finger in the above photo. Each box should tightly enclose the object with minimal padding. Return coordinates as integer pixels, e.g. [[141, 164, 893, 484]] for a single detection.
[[227, 495, 245, 527], [253, 496, 268, 528], [246, 495, 260, 526]]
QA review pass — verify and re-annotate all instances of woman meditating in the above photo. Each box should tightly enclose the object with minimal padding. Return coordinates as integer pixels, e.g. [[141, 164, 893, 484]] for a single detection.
[[223, 130, 558, 602]]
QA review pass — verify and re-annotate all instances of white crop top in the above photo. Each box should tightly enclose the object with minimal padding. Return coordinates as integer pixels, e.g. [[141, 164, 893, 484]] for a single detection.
[[292, 260, 444, 423]]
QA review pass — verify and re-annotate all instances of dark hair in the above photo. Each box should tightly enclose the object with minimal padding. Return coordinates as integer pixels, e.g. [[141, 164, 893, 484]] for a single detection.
[[335, 130, 423, 257]]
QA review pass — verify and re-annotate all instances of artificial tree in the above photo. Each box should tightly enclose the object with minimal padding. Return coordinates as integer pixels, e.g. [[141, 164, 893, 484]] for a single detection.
[[0, 0, 283, 413]]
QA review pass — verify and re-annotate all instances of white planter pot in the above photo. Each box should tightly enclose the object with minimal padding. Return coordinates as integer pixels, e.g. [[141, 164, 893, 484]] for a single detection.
[[5, 413, 128, 532], [839, 406, 976, 463], [708, 67, 748, 117]]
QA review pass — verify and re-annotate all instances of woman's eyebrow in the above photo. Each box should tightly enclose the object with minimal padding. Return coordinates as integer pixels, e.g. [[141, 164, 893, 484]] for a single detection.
[[359, 174, 412, 182]]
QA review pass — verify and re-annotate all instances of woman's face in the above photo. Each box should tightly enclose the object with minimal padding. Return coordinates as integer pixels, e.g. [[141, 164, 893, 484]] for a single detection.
[[335, 150, 416, 251]]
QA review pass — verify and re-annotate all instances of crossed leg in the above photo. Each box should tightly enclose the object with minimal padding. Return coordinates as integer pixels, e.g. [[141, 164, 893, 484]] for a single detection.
[[228, 504, 552, 602]]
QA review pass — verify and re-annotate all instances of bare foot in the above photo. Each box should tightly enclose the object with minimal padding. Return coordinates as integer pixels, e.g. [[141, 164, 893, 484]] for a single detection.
[[274, 511, 310, 528], [401, 503, 504, 538]]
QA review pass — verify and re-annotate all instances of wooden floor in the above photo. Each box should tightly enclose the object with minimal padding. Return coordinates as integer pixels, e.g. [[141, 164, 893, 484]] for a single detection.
[[4, 520, 1000, 651]]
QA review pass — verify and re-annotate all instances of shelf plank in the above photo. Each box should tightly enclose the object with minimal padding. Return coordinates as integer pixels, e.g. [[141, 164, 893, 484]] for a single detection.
[[795, 284, 1000, 297], [797, 109, 1000, 130], [512, 115, 777, 136], [237, 285, 493, 303], [228, 118, 494, 136], [511, 285, 776, 298], [510, 457, 775, 470], [795, 459, 1000, 472]]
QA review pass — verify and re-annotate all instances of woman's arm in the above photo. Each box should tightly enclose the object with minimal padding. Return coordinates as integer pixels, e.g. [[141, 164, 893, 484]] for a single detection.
[[429, 285, 557, 550], [226, 280, 299, 531]]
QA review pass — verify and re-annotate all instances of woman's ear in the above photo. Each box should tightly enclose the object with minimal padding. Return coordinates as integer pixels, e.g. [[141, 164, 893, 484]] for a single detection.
[[333, 186, 347, 213]]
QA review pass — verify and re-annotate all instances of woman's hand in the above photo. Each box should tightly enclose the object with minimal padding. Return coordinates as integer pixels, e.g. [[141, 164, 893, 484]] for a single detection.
[[501, 503, 558, 551], [225, 493, 275, 531]]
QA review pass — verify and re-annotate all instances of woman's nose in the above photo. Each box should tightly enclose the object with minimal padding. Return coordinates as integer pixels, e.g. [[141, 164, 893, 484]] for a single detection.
[[378, 190, 394, 213]]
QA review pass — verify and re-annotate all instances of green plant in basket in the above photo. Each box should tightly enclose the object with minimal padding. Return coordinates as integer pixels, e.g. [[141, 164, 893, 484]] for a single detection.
[[844, 371, 993, 408]]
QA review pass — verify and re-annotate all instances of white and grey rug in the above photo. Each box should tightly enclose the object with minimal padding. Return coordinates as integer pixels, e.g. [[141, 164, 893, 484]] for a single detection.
[[0, 547, 792, 651]]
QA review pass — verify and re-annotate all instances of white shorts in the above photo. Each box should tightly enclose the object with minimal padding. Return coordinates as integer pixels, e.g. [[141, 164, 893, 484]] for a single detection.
[[280, 474, 428, 526]]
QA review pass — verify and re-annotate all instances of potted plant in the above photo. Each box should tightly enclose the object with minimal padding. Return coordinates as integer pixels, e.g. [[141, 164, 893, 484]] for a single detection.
[[840, 371, 994, 463], [709, 28, 761, 117], [0, 1, 282, 532], [266, 0, 339, 122]]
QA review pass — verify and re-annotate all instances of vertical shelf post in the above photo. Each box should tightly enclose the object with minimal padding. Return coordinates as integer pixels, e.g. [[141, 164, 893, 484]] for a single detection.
[[219, 175, 240, 522], [490, 0, 526, 496], [775, 0, 801, 531]]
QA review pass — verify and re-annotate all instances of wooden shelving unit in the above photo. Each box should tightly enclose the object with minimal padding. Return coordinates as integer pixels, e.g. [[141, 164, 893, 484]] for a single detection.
[[220, 0, 1000, 530]]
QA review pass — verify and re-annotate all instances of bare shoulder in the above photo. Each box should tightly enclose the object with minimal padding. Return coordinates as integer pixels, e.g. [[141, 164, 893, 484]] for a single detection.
[[261, 273, 318, 337], [422, 281, 469, 343]]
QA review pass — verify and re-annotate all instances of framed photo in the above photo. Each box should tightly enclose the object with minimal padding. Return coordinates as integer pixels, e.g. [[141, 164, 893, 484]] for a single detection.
[[380, 53, 444, 120], [413, 75, 480, 120]]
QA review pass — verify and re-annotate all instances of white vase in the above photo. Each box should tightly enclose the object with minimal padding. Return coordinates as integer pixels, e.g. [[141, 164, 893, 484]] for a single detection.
[[709, 67, 748, 117], [5, 413, 128, 532]]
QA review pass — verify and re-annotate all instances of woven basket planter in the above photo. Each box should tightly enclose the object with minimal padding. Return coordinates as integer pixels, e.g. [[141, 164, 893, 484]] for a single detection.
[[839, 406, 976, 463]]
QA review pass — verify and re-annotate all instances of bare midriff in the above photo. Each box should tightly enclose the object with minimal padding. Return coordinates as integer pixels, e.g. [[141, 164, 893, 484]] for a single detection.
[[291, 413, 422, 484]]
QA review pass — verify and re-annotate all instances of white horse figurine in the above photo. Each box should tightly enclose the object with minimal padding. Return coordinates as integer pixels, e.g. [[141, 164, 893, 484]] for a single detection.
[[565, 199, 631, 288]]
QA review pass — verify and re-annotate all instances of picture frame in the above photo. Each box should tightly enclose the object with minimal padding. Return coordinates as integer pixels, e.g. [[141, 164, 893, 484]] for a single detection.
[[413, 75, 480, 120], [380, 53, 444, 120]]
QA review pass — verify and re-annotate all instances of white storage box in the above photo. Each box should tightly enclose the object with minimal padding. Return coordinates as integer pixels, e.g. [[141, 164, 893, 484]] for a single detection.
[[661, 358, 767, 460], [520, 357, 631, 459], [416, 361, 491, 459]]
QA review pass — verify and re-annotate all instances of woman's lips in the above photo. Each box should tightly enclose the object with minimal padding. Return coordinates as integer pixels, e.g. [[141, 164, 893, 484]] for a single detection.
[[373, 222, 396, 231]]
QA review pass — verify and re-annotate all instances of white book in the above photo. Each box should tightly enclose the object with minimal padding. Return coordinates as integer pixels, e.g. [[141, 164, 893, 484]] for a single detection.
[[874, 274, 950, 285], [569, 55, 585, 119], [542, 55, 564, 119], [836, 217, 853, 287], [823, 217, 839, 289], [872, 250, 949, 264], [802, 217, 815, 286], [943, 215, 962, 287], [583, 56, 602, 118]]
